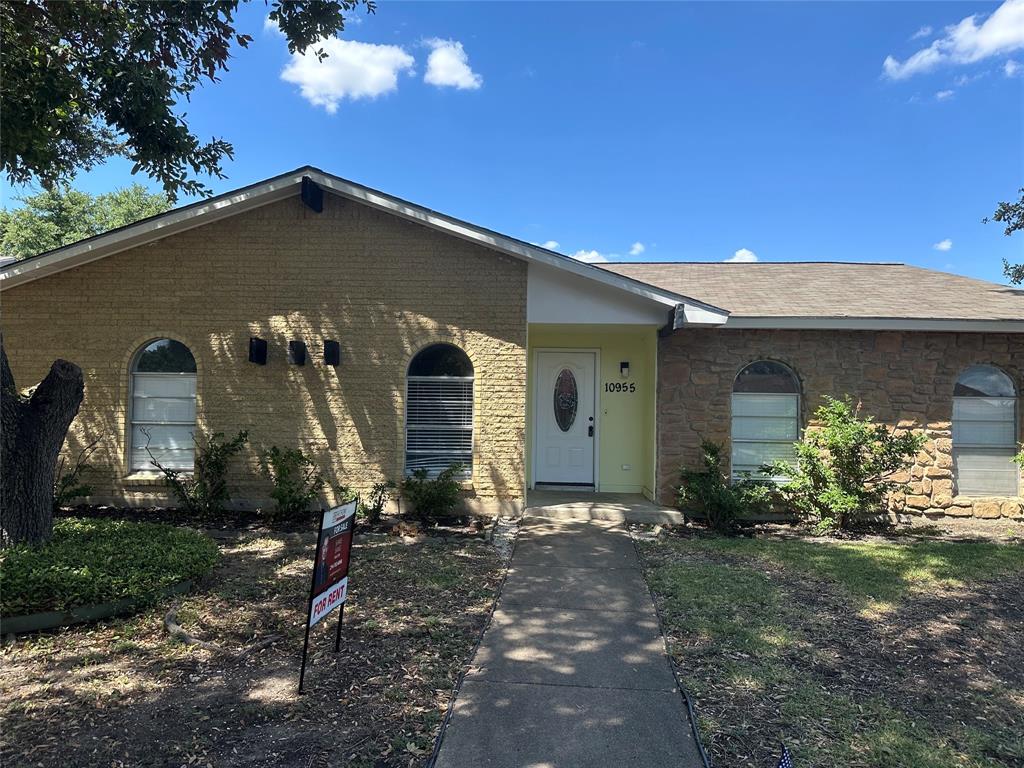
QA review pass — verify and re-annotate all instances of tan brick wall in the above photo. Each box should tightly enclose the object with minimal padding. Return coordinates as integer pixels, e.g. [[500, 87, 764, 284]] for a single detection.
[[1, 193, 528, 513], [658, 329, 1024, 521]]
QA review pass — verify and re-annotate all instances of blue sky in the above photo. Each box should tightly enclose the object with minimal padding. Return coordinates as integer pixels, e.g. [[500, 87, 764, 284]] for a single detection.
[[4, 1, 1023, 283]]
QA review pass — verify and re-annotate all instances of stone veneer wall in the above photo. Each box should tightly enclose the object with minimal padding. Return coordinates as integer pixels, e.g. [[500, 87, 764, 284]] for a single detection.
[[2, 193, 528, 513], [657, 329, 1023, 521]]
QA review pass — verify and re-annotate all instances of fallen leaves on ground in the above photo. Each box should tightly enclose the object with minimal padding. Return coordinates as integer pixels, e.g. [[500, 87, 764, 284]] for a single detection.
[[1, 527, 503, 767]]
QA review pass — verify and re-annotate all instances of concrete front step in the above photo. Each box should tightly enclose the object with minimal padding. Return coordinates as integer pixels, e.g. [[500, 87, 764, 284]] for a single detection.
[[525, 491, 684, 524]]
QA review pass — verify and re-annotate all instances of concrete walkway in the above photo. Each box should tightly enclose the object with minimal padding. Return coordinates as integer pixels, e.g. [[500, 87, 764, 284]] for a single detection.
[[433, 515, 703, 768]]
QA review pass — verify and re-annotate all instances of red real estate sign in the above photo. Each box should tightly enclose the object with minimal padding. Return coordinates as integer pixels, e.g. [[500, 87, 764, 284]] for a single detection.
[[299, 498, 357, 693], [309, 499, 356, 627]]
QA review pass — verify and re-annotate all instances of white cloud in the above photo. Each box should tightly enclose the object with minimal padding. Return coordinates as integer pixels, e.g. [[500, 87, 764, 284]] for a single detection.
[[629, 242, 646, 256], [725, 248, 758, 263], [536, 240, 560, 250], [953, 71, 985, 86], [263, 16, 282, 35], [570, 249, 610, 263], [281, 38, 414, 113], [935, 89, 955, 100], [883, 0, 1024, 80], [911, 25, 933, 40], [1006, 58, 1022, 75], [424, 39, 482, 89], [933, 238, 953, 251]]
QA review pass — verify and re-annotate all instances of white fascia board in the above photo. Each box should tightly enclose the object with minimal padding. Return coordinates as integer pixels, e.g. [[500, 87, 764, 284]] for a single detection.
[[723, 316, 1024, 332], [0, 171, 306, 290], [679, 303, 731, 326]]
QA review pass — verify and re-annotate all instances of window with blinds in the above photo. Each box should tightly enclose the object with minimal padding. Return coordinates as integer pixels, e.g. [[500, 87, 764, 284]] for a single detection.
[[406, 344, 473, 479], [130, 339, 197, 471], [953, 365, 1019, 497], [731, 360, 800, 481]]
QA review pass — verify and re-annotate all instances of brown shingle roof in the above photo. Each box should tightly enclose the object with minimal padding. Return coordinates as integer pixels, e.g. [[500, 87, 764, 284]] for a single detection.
[[600, 262, 1024, 321]]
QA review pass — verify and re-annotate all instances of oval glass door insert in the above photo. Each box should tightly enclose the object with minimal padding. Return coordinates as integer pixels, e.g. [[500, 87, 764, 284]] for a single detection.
[[553, 368, 578, 432]]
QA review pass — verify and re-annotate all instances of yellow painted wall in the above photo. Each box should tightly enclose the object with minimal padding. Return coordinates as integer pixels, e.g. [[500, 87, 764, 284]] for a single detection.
[[527, 324, 658, 497]]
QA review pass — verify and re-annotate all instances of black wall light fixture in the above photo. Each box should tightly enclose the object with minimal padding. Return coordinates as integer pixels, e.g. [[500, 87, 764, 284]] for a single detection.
[[324, 340, 341, 366], [249, 337, 268, 365], [288, 340, 307, 366]]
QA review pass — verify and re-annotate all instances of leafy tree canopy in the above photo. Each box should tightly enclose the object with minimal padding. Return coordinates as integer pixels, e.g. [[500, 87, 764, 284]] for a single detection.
[[985, 188, 1023, 284], [1, 0, 373, 201], [0, 184, 171, 260]]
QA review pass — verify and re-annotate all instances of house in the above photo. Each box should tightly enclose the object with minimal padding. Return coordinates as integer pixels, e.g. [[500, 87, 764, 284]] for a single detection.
[[2, 167, 1021, 520]]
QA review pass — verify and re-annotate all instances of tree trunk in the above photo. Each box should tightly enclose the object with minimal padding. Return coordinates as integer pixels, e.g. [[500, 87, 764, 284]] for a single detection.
[[1, 341, 84, 547]]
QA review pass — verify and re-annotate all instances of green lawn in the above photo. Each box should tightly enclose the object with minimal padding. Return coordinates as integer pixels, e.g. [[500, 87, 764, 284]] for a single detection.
[[640, 535, 1024, 768]]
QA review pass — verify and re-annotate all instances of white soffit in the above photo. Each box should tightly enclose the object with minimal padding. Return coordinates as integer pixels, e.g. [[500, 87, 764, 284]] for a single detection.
[[528, 263, 669, 325]]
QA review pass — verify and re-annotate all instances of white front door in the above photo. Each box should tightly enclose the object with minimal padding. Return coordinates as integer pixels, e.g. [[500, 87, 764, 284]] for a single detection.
[[534, 351, 596, 486]]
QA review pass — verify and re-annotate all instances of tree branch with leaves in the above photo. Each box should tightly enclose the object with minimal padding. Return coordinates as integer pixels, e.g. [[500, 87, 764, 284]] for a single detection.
[[1, 0, 374, 201], [985, 187, 1023, 284]]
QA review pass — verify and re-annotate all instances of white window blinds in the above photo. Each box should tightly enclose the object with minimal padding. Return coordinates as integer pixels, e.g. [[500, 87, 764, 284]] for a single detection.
[[731, 393, 799, 480], [405, 377, 473, 478], [405, 344, 474, 479], [731, 360, 801, 481], [952, 365, 1018, 497], [130, 339, 197, 471], [953, 396, 1018, 496]]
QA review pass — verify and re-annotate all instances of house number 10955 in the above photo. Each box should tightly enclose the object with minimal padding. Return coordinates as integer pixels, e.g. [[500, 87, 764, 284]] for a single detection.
[[605, 382, 636, 393]]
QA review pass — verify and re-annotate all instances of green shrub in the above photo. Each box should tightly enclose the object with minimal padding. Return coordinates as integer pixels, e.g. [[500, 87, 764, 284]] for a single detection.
[[53, 439, 99, 511], [0, 517, 219, 616], [766, 396, 925, 533], [1014, 445, 1023, 471], [402, 465, 464, 522], [145, 430, 248, 518], [333, 484, 357, 505], [360, 480, 397, 525], [259, 446, 324, 522], [677, 441, 774, 534]]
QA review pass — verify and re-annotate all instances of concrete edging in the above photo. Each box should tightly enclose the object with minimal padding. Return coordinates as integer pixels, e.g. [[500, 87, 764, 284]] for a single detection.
[[0, 580, 194, 635]]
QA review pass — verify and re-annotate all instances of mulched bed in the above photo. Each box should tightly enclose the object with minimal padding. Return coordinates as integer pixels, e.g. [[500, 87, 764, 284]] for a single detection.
[[639, 533, 1024, 768], [0, 524, 505, 767]]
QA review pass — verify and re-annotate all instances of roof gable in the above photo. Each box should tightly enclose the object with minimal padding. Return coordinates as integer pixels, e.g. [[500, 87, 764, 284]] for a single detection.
[[0, 167, 729, 325]]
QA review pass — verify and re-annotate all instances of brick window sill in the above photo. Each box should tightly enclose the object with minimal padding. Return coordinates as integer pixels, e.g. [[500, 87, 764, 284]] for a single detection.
[[122, 473, 173, 487]]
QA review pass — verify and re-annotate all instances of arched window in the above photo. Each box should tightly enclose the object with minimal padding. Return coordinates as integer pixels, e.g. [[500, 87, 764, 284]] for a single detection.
[[953, 365, 1018, 496], [731, 360, 800, 480], [130, 339, 197, 471], [405, 344, 473, 479]]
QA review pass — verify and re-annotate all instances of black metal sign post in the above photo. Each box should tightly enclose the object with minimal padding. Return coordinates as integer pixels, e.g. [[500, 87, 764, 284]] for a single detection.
[[298, 497, 358, 694], [333, 509, 356, 653]]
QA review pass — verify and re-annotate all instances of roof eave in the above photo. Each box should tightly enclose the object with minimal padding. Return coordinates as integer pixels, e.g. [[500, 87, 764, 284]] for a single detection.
[[722, 316, 1024, 332], [0, 167, 732, 323], [0, 169, 308, 289]]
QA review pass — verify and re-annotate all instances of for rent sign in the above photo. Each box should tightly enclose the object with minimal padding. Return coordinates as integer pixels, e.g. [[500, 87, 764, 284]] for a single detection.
[[309, 501, 356, 627], [299, 498, 357, 693]]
